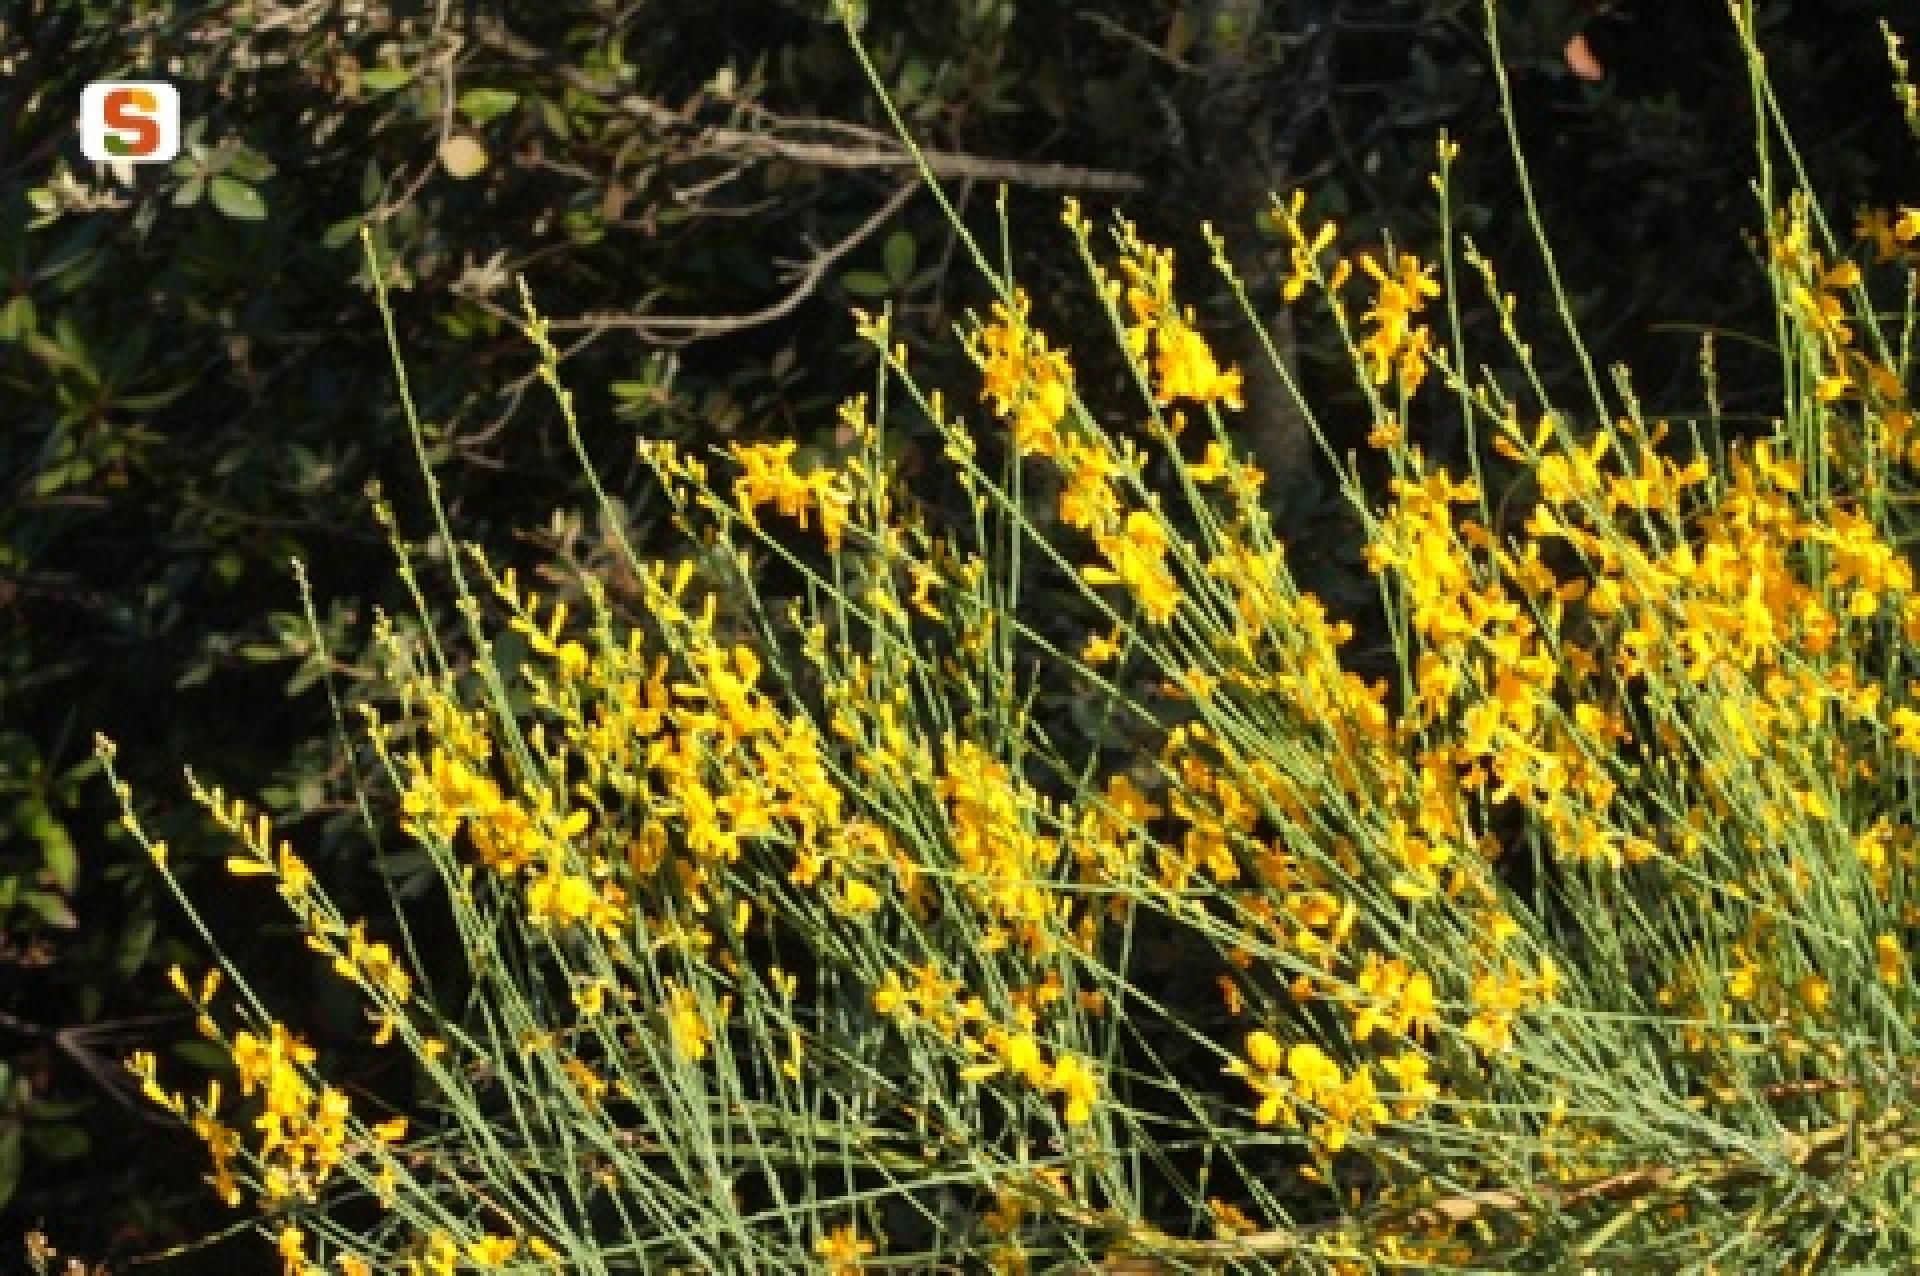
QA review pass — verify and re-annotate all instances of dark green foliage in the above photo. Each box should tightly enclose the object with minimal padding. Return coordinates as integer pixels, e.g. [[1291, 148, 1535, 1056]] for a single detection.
[[0, 0, 1909, 1265]]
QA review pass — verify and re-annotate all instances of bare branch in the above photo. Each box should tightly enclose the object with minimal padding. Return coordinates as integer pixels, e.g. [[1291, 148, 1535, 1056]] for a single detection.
[[471, 18, 1145, 195], [1074, 10, 1196, 73], [475, 173, 920, 363]]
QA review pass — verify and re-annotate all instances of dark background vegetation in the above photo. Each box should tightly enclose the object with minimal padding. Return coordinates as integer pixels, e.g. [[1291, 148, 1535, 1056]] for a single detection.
[[1, 0, 1914, 1267]]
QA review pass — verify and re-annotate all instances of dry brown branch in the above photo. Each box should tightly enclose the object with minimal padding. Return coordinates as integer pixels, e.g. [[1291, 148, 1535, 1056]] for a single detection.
[[444, 14, 1142, 374], [470, 175, 920, 357], [471, 18, 1145, 195], [1024, 1098, 1920, 1270], [1074, 10, 1197, 73]]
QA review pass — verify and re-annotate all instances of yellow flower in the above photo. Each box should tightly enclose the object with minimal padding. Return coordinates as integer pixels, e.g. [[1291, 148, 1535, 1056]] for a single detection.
[[972, 289, 1074, 457], [871, 971, 912, 1018], [1084, 511, 1180, 624], [840, 878, 881, 915], [468, 1234, 518, 1266], [1247, 1032, 1285, 1073], [278, 1225, 307, 1276], [1351, 954, 1437, 1043], [732, 439, 813, 521], [1356, 250, 1440, 394], [1227, 1030, 1293, 1127], [815, 1223, 876, 1275], [729, 440, 849, 551], [1004, 1032, 1048, 1087], [1081, 627, 1122, 665], [1858, 207, 1902, 262], [1058, 438, 1121, 532], [1280, 206, 1338, 302], [664, 979, 728, 1062], [1379, 1050, 1440, 1119], [1050, 1052, 1099, 1125], [1152, 318, 1244, 409], [331, 920, 412, 1004], [1878, 934, 1906, 986], [1287, 1042, 1342, 1097]]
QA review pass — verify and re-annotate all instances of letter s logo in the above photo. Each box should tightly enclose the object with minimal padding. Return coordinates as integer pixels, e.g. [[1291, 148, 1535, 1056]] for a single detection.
[[80, 82, 179, 164], [103, 87, 159, 156]]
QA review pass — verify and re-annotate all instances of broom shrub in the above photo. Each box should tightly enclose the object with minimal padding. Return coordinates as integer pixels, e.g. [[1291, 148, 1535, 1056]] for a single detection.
[[96, 2, 1920, 1270]]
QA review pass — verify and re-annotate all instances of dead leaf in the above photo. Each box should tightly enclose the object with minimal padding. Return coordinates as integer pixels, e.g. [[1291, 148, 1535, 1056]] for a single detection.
[[439, 134, 488, 179], [1564, 31, 1605, 82]]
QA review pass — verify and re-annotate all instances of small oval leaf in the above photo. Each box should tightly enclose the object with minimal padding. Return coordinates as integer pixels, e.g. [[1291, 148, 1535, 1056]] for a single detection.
[[883, 230, 915, 286], [458, 87, 520, 125], [361, 66, 414, 93], [840, 270, 892, 298], [208, 176, 266, 220]]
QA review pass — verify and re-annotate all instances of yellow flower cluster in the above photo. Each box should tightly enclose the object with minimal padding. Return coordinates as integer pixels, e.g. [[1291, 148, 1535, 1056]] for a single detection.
[[131, 990, 379, 1211], [960, 1025, 1100, 1126], [730, 438, 851, 552], [815, 1224, 876, 1276], [1112, 222, 1245, 412], [399, 735, 625, 934], [1786, 197, 1915, 428], [111, 144, 1920, 1270], [1356, 250, 1440, 395], [1083, 509, 1181, 626], [970, 288, 1075, 457], [1227, 1032, 1389, 1155], [1271, 189, 1436, 396], [936, 737, 1067, 950], [1276, 189, 1349, 303]]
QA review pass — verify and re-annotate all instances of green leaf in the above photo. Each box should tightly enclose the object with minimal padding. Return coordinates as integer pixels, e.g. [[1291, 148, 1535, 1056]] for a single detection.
[[896, 58, 931, 105], [26, 1121, 88, 1161], [26, 802, 77, 895], [116, 381, 196, 412], [26, 1097, 90, 1122], [883, 230, 916, 286], [171, 1040, 229, 1071], [172, 175, 204, 207], [209, 176, 266, 220], [0, 296, 34, 343], [286, 657, 326, 697], [117, 915, 156, 977], [458, 87, 520, 125], [21, 890, 74, 930], [225, 145, 276, 183], [840, 270, 893, 298], [0, 1125, 19, 1210], [322, 215, 365, 250], [361, 66, 414, 93]]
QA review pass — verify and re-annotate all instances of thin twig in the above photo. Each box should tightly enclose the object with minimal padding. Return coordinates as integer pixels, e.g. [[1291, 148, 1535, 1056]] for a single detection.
[[472, 18, 1144, 195], [470, 176, 920, 346], [1074, 10, 1197, 73]]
